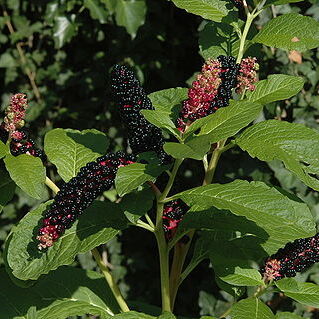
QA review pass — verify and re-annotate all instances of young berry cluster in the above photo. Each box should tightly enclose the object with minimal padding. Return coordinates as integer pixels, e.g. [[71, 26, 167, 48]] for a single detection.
[[261, 233, 319, 281], [162, 199, 189, 241], [236, 57, 259, 94], [37, 151, 135, 250], [177, 56, 239, 131], [111, 64, 170, 164]]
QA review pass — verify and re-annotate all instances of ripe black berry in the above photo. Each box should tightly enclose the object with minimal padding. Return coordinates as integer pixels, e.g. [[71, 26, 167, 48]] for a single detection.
[[37, 151, 135, 249], [111, 65, 170, 164]]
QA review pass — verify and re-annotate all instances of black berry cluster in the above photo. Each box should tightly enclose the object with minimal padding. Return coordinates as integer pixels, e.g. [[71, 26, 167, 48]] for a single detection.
[[0, 122, 44, 159], [37, 151, 135, 249], [261, 233, 319, 281], [162, 199, 189, 241], [211, 55, 239, 111], [111, 64, 170, 164]]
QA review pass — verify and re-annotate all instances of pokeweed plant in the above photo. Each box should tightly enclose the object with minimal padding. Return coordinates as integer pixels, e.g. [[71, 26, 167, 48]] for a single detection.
[[1, 0, 319, 318]]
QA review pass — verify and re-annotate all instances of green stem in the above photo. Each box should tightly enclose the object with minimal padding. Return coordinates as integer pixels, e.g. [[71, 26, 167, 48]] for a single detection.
[[92, 248, 130, 312], [45, 177, 60, 194], [155, 202, 171, 312], [203, 140, 226, 185], [136, 220, 154, 232]]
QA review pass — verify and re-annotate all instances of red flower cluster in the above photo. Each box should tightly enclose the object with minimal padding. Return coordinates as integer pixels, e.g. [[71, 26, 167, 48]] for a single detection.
[[261, 233, 319, 281], [236, 57, 259, 94], [177, 55, 239, 131]]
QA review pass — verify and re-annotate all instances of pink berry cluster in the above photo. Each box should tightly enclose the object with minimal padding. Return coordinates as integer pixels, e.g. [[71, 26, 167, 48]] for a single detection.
[[261, 233, 319, 281], [236, 57, 259, 94], [177, 59, 223, 130], [3, 93, 28, 136]]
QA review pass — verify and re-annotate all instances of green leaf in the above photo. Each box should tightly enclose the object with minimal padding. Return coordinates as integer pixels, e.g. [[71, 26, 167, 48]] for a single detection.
[[115, 163, 167, 197], [165, 100, 263, 160], [142, 87, 188, 138], [0, 52, 16, 68], [236, 120, 319, 192], [0, 267, 119, 318], [247, 74, 304, 104], [276, 278, 319, 308], [53, 15, 76, 49], [176, 180, 315, 254], [4, 154, 46, 200], [230, 298, 274, 319], [113, 311, 155, 318], [158, 312, 176, 319], [219, 267, 264, 287], [84, 0, 109, 23], [6, 200, 127, 280], [115, 0, 146, 38], [253, 13, 319, 52], [170, 0, 230, 22], [44, 128, 108, 182], [275, 312, 303, 319], [0, 169, 15, 213], [264, 0, 302, 8], [120, 187, 154, 223], [0, 140, 8, 159], [26, 306, 37, 319]]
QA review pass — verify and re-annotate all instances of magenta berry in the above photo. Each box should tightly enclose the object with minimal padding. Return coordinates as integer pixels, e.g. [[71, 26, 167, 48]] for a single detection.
[[111, 64, 170, 164], [236, 57, 259, 94], [37, 151, 135, 250], [162, 199, 189, 241], [261, 233, 319, 281]]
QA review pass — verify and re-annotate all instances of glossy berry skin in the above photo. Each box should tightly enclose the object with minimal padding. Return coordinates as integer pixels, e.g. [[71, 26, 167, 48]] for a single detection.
[[261, 233, 319, 281], [162, 199, 189, 241], [111, 64, 170, 164], [37, 151, 135, 250]]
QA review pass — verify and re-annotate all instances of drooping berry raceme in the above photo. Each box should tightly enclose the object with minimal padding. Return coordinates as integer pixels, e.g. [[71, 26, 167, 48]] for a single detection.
[[261, 233, 319, 281], [111, 64, 170, 165], [162, 199, 189, 241], [0, 94, 43, 159], [236, 57, 259, 94], [177, 56, 239, 131], [37, 151, 135, 250]]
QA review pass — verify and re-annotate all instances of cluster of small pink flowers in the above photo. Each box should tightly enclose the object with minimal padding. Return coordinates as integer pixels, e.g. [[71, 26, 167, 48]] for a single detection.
[[236, 57, 259, 94], [177, 59, 222, 131], [4, 93, 28, 136]]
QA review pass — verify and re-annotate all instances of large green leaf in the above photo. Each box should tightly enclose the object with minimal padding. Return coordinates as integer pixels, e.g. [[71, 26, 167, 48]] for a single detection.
[[253, 13, 319, 52], [115, 163, 167, 196], [4, 154, 46, 200], [0, 169, 15, 213], [275, 313, 303, 319], [0, 267, 119, 319], [44, 128, 108, 182], [112, 311, 155, 318], [0, 140, 8, 159], [143, 87, 187, 138], [236, 120, 319, 192], [170, 0, 230, 22], [247, 74, 304, 104], [53, 15, 76, 49], [165, 100, 263, 160], [264, 0, 302, 7], [115, 0, 146, 38], [84, 0, 109, 23], [6, 200, 127, 280], [276, 278, 319, 308], [230, 298, 274, 319], [120, 187, 154, 223], [176, 180, 315, 254]]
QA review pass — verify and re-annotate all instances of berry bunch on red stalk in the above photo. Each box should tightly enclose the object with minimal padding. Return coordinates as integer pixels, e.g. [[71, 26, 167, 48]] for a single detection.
[[0, 93, 44, 158]]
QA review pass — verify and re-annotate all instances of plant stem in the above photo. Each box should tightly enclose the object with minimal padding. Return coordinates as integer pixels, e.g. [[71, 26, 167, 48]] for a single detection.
[[45, 177, 60, 195], [91, 248, 130, 312], [136, 219, 154, 232], [203, 140, 226, 185]]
